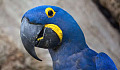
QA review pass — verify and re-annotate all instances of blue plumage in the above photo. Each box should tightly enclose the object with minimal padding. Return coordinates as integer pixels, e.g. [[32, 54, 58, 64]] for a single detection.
[[95, 52, 117, 70], [21, 5, 117, 70]]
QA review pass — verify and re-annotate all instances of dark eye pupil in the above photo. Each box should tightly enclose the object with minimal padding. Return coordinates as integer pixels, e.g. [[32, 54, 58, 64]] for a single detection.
[[48, 10, 53, 16]]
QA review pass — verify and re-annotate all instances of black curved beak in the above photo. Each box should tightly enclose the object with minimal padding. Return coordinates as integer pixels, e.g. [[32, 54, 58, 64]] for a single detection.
[[20, 17, 60, 61]]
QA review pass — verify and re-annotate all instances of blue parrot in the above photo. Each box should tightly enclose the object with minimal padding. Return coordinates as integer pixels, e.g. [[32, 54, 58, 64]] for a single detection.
[[20, 5, 117, 70]]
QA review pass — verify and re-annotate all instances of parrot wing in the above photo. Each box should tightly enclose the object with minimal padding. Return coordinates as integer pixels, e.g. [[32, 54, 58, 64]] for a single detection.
[[95, 52, 117, 70]]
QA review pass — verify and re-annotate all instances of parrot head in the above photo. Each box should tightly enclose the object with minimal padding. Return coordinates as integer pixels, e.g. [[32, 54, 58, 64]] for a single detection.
[[20, 5, 85, 61]]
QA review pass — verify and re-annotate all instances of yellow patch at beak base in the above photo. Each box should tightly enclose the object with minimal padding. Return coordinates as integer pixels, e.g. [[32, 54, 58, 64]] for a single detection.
[[44, 24, 63, 42], [37, 37, 43, 41]]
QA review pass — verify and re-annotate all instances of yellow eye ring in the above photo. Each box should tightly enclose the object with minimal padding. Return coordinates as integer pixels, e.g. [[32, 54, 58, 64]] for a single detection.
[[45, 8, 56, 18]]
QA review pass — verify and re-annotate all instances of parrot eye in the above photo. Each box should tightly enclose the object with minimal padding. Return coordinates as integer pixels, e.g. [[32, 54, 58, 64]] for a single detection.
[[48, 10, 53, 16], [45, 8, 56, 18]]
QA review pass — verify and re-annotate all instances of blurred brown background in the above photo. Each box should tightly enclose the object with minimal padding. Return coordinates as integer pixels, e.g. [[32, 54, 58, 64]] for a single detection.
[[0, 0, 119, 70]]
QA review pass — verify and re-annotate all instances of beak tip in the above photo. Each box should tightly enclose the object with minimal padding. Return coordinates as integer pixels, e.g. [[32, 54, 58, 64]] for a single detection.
[[21, 33, 42, 62], [34, 56, 42, 61], [39, 59, 42, 61]]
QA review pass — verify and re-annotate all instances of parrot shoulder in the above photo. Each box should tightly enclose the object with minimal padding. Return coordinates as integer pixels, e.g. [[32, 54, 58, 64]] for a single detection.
[[95, 52, 117, 70]]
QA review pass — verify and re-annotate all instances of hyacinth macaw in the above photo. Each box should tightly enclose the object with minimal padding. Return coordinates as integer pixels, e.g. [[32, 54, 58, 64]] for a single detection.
[[20, 5, 117, 70]]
